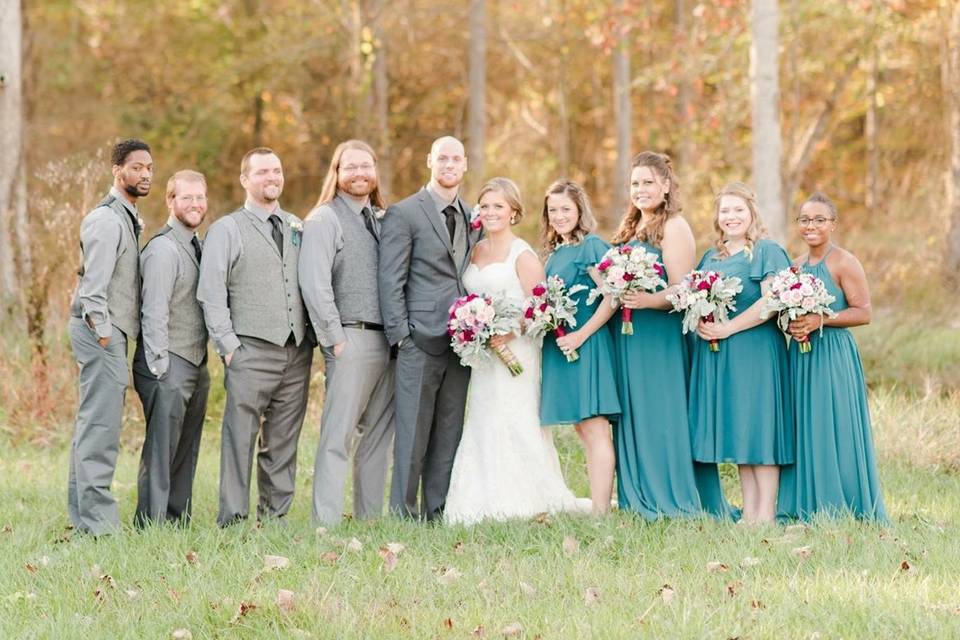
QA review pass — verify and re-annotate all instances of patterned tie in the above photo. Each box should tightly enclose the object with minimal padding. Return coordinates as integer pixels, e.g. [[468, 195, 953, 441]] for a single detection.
[[442, 205, 457, 243], [191, 235, 202, 263], [268, 214, 284, 256], [361, 207, 378, 243]]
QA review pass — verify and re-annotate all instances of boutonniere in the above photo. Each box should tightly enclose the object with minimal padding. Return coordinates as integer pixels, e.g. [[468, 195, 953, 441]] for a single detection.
[[469, 205, 483, 231], [135, 216, 146, 234], [290, 219, 303, 246]]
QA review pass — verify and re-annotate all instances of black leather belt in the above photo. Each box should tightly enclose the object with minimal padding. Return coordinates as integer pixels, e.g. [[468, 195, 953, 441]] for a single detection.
[[342, 322, 385, 331]]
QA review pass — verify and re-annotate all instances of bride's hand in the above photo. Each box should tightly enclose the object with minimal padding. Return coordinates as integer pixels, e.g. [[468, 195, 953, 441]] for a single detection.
[[556, 330, 586, 354], [489, 332, 516, 348]]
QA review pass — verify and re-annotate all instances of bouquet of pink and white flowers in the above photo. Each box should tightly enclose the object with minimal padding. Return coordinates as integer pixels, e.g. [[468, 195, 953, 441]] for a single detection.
[[523, 275, 588, 362], [760, 266, 836, 353], [586, 244, 667, 335], [447, 293, 524, 376], [666, 270, 743, 352]]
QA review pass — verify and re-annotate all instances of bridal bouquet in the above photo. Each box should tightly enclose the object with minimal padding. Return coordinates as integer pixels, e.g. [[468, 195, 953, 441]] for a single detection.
[[666, 270, 742, 352], [523, 276, 588, 363], [447, 293, 524, 376], [586, 244, 666, 335], [760, 266, 836, 353]]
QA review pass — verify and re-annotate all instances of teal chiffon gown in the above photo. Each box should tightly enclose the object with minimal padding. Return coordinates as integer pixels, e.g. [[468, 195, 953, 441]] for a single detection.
[[613, 241, 736, 520], [539, 234, 621, 427], [776, 250, 888, 522], [688, 238, 794, 466]]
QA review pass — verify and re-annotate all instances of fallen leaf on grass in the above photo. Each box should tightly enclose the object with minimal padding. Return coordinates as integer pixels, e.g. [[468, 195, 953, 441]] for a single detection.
[[530, 512, 552, 525], [2, 524, 12, 533], [264, 554, 291, 570], [501, 622, 523, 636], [562, 536, 579, 556], [231, 601, 257, 624], [658, 584, 675, 604], [900, 560, 914, 573], [519, 581, 536, 597], [706, 561, 729, 573], [452, 541, 465, 554], [740, 557, 760, 568], [39, 556, 50, 567], [751, 599, 766, 609], [472, 624, 485, 636], [277, 589, 295, 613], [346, 538, 363, 552], [126, 589, 139, 599], [791, 546, 813, 560], [378, 547, 398, 572], [24, 563, 37, 574], [384, 542, 405, 555], [185, 550, 198, 564], [320, 551, 339, 564], [584, 587, 600, 605], [315, 526, 327, 537], [436, 566, 462, 586], [725, 581, 742, 597], [443, 617, 454, 629], [170, 630, 192, 640], [168, 589, 181, 602]]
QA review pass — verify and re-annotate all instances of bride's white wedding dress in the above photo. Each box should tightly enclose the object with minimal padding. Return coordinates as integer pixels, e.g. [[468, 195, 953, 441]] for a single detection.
[[444, 238, 591, 525]]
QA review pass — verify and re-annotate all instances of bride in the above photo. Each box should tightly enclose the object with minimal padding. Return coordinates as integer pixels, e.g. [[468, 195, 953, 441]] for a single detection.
[[444, 177, 591, 525]]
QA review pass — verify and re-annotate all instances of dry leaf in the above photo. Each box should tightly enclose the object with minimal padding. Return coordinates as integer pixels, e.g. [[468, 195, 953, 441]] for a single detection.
[[39, 556, 50, 567], [584, 587, 601, 605], [171, 630, 193, 640], [315, 526, 328, 536], [900, 560, 913, 573], [346, 538, 363, 552], [385, 542, 405, 555], [126, 589, 139, 599], [231, 601, 257, 623], [277, 589, 295, 613], [472, 624, 485, 636], [519, 581, 536, 597], [320, 551, 339, 564], [750, 599, 766, 609], [562, 535, 579, 555], [443, 617, 454, 630], [264, 554, 291, 570], [378, 547, 398, 572], [168, 589, 181, 602], [740, 557, 761, 568], [501, 622, 523, 636], [725, 581, 742, 597], [530, 512, 552, 525], [706, 561, 729, 573], [89, 564, 102, 578], [791, 546, 813, 560], [24, 563, 37, 574], [1, 524, 12, 533], [436, 566, 462, 586], [658, 584, 675, 604], [785, 524, 808, 535], [185, 550, 198, 564]]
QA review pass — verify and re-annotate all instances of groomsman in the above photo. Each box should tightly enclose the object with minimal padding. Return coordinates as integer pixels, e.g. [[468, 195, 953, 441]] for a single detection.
[[197, 148, 314, 527], [378, 136, 480, 520], [67, 138, 151, 535], [300, 140, 395, 525], [132, 170, 210, 527]]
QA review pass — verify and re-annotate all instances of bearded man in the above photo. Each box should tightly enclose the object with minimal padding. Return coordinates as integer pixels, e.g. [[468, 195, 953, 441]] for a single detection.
[[299, 140, 395, 525]]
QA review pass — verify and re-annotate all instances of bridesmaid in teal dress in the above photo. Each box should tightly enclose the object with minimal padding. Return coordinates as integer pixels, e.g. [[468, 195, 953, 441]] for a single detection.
[[539, 180, 621, 515], [610, 152, 734, 519], [777, 193, 887, 522], [690, 182, 793, 524]]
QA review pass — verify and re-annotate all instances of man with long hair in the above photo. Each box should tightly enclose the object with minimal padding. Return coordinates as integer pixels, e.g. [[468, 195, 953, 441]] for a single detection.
[[68, 138, 152, 535], [299, 139, 395, 525]]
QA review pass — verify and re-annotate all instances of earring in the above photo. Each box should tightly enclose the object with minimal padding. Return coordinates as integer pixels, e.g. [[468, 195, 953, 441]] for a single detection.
[[510, 215, 518, 225]]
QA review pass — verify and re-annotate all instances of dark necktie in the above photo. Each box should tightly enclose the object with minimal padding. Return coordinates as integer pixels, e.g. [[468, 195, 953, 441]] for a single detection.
[[361, 207, 378, 243], [268, 214, 284, 256], [442, 205, 458, 243], [191, 235, 202, 262]]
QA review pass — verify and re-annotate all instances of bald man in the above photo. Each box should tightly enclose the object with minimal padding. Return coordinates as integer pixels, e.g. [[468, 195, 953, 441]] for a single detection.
[[377, 136, 482, 521]]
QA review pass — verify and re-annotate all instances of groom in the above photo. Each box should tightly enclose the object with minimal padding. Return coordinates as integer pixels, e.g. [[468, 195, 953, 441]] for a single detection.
[[378, 136, 480, 521]]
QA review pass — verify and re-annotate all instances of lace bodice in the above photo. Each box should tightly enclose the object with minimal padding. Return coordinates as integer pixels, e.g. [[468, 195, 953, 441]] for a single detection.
[[462, 238, 534, 302]]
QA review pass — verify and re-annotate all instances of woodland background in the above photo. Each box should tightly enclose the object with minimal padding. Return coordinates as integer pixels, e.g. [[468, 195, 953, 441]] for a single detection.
[[0, 0, 959, 436]]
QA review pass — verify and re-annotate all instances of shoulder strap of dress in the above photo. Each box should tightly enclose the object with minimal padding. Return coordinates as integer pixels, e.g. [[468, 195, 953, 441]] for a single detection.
[[508, 237, 535, 265]]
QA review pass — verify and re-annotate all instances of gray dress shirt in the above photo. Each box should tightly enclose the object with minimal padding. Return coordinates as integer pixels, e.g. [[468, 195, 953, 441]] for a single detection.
[[75, 186, 141, 339], [140, 216, 199, 377], [196, 199, 284, 357]]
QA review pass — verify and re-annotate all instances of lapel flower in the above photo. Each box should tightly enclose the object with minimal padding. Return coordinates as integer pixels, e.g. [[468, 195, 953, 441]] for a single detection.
[[469, 204, 483, 231], [289, 218, 303, 246]]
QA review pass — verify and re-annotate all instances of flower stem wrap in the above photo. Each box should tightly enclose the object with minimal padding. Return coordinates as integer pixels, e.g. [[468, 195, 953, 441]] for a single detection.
[[492, 343, 524, 376]]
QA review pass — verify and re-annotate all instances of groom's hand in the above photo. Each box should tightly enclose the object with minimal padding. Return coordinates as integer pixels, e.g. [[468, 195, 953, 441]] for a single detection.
[[333, 342, 346, 357]]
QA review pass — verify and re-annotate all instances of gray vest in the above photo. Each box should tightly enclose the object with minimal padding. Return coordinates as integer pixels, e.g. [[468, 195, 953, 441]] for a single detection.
[[72, 193, 141, 339], [228, 207, 308, 346], [329, 198, 382, 324], [149, 227, 208, 366]]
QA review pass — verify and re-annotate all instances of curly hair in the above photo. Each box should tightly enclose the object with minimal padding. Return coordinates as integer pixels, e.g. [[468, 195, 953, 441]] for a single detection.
[[539, 179, 597, 254], [712, 182, 767, 258], [111, 138, 151, 167], [611, 151, 682, 247]]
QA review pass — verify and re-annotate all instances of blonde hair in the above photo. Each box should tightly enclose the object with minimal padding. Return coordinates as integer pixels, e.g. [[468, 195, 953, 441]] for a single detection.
[[315, 139, 385, 209], [240, 147, 276, 176], [713, 182, 767, 258], [540, 180, 597, 253], [612, 151, 682, 246], [165, 169, 206, 201], [478, 177, 524, 225]]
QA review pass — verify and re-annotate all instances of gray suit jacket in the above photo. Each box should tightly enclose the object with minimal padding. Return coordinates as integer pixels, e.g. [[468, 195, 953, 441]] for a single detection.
[[378, 189, 480, 356]]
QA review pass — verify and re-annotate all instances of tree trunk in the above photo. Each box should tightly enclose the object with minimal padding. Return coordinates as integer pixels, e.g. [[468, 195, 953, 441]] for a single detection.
[[750, 0, 785, 242], [865, 42, 879, 214], [0, 0, 24, 304], [612, 0, 632, 221], [675, 0, 692, 171], [944, 2, 960, 286], [467, 0, 487, 192], [370, 0, 391, 199]]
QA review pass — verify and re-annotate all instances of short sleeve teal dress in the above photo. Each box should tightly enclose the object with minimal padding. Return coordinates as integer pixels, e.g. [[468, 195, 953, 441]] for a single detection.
[[613, 240, 736, 520], [688, 238, 794, 465], [776, 249, 888, 522], [540, 234, 621, 426]]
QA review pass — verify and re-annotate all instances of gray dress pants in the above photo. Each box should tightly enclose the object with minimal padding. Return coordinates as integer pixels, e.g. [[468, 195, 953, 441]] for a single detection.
[[218, 335, 313, 526], [67, 316, 129, 535], [312, 328, 395, 525], [132, 345, 210, 526]]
